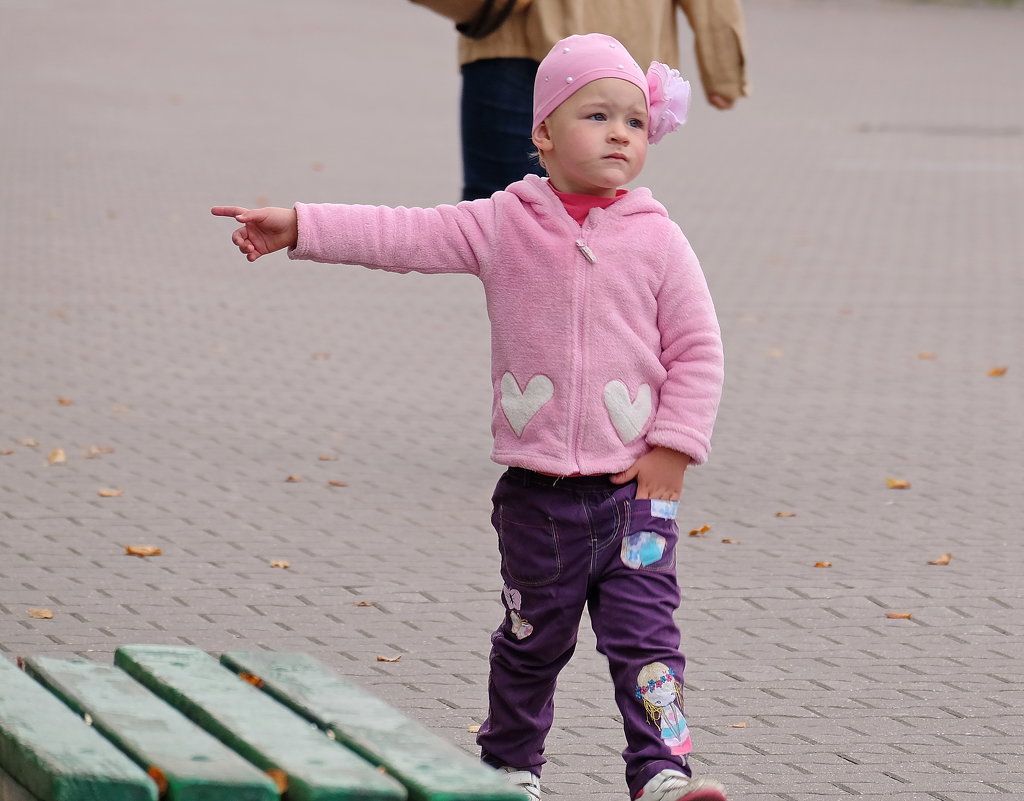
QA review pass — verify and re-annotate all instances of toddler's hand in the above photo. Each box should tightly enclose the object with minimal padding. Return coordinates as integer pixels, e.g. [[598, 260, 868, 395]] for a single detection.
[[211, 205, 298, 262], [610, 446, 692, 500]]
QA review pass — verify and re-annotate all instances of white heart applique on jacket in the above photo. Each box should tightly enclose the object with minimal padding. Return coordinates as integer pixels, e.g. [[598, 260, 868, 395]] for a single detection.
[[500, 373, 554, 437], [603, 380, 652, 444]]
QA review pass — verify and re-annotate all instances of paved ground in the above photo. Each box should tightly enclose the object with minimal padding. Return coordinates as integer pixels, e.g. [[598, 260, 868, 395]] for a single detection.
[[1, 1, 1022, 799]]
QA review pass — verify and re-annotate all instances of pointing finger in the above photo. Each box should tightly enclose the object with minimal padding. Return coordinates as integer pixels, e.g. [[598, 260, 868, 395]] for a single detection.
[[211, 205, 249, 219]]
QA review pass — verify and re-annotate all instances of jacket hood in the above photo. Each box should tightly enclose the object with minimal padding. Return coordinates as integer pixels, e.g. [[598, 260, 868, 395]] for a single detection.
[[503, 174, 668, 222]]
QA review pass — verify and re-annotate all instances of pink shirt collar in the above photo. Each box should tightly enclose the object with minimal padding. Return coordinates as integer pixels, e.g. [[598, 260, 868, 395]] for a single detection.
[[550, 186, 627, 225]]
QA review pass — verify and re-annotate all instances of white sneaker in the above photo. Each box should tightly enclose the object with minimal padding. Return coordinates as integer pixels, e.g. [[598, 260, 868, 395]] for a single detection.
[[634, 769, 728, 801], [498, 766, 541, 801]]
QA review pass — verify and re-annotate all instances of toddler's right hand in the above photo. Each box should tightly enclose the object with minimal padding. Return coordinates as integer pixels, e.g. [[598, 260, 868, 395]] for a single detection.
[[211, 205, 298, 262]]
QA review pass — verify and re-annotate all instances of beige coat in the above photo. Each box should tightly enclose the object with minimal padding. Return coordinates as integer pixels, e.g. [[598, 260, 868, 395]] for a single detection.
[[414, 0, 749, 104]]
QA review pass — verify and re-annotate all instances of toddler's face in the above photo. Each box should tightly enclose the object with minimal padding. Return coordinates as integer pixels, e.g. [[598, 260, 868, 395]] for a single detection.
[[647, 684, 677, 708], [534, 78, 648, 197]]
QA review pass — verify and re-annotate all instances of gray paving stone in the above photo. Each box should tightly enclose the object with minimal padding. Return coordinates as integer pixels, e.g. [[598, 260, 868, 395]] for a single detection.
[[2, 0, 1023, 799]]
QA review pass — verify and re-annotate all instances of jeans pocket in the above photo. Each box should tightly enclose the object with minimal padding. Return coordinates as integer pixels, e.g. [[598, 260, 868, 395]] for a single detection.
[[495, 503, 562, 586], [621, 499, 678, 572]]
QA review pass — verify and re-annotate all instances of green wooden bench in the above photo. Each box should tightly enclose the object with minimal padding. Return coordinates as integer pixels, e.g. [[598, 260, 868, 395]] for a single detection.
[[0, 645, 522, 801]]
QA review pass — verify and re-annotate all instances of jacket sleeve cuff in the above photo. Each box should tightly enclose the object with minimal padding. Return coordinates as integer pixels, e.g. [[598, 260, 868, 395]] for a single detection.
[[646, 424, 712, 466], [288, 202, 313, 260]]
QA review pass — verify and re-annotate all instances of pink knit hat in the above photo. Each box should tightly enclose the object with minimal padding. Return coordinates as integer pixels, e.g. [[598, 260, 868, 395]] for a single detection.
[[532, 33, 691, 145]]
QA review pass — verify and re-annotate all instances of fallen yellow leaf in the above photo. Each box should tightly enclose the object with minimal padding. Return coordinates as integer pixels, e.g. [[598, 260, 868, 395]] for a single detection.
[[328, 480, 349, 487], [238, 672, 265, 688], [376, 655, 402, 663], [731, 722, 748, 728], [917, 352, 937, 360], [354, 601, 375, 607], [775, 511, 796, 518], [318, 455, 338, 461], [886, 478, 911, 490], [270, 559, 290, 569], [468, 724, 481, 733], [886, 612, 913, 620], [721, 538, 740, 544], [928, 552, 952, 566], [123, 545, 161, 557], [688, 525, 710, 538], [814, 561, 833, 568], [57, 397, 73, 406], [988, 366, 1008, 377], [84, 445, 115, 459], [0, 449, 13, 456], [284, 475, 303, 483], [48, 449, 67, 465], [98, 488, 124, 497], [18, 438, 39, 447], [266, 769, 288, 794], [28, 608, 54, 619], [146, 767, 168, 795]]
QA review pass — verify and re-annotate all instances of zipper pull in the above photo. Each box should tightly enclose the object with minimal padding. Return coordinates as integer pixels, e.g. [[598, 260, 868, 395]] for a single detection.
[[576, 239, 596, 264]]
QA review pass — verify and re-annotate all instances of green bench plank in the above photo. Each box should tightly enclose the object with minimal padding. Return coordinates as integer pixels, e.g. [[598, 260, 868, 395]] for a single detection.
[[24, 656, 279, 801], [220, 651, 522, 801], [115, 645, 406, 801], [0, 657, 157, 801]]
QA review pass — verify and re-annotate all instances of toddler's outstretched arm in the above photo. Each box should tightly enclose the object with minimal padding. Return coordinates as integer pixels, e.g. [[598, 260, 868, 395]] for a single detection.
[[211, 206, 298, 262]]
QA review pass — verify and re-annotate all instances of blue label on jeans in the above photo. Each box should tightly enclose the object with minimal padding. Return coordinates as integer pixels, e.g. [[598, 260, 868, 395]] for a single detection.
[[649, 499, 679, 519]]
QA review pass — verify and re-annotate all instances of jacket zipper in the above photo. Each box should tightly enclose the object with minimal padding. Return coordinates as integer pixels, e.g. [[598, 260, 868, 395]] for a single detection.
[[575, 239, 596, 264], [569, 225, 595, 472]]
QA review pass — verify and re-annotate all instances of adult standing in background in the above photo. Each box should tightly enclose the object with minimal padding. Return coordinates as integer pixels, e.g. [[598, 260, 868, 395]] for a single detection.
[[411, 0, 750, 200]]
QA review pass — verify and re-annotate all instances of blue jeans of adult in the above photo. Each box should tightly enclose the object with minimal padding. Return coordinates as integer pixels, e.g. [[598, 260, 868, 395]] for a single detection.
[[460, 58, 546, 201]]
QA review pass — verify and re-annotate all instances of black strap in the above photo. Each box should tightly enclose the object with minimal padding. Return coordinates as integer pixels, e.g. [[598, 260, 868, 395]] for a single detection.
[[456, 0, 520, 40]]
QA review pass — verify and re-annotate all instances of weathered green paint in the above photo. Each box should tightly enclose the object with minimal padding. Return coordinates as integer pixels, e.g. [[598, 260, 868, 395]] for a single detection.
[[0, 657, 157, 801], [115, 645, 406, 801], [221, 651, 523, 801], [24, 656, 279, 801]]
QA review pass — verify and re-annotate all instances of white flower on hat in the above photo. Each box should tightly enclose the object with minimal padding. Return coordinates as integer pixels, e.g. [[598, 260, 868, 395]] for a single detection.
[[647, 62, 691, 144]]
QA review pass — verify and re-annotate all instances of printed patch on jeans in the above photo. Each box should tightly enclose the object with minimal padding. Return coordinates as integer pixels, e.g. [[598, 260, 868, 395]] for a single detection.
[[503, 584, 534, 639], [502, 584, 522, 611], [649, 499, 679, 519], [621, 531, 667, 569], [635, 662, 693, 756], [510, 610, 534, 640]]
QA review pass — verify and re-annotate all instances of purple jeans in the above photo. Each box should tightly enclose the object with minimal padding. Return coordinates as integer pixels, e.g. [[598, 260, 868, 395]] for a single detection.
[[477, 468, 692, 797]]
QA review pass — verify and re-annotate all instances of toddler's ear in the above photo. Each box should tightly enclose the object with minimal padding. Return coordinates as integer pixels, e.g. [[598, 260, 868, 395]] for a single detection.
[[532, 121, 554, 154]]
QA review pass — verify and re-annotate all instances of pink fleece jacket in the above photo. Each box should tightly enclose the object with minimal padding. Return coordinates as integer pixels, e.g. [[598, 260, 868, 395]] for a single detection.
[[290, 174, 723, 476]]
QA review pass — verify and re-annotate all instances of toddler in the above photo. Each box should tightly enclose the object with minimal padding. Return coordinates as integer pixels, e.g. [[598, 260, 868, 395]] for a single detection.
[[213, 33, 726, 801]]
